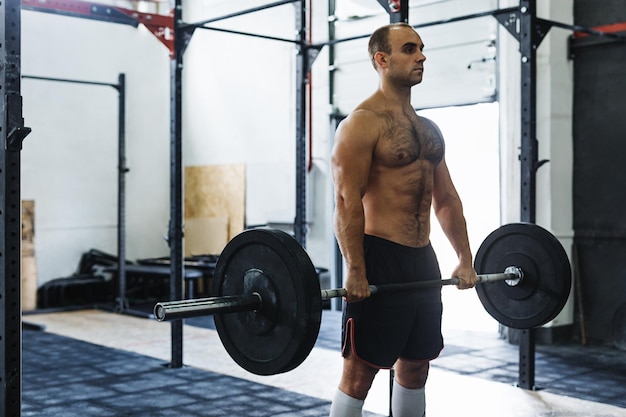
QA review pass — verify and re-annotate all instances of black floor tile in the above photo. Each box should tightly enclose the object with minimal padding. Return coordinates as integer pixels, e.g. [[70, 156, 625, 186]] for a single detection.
[[186, 310, 626, 410], [22, 328, 384, 417], [22, 310, 626, 415]]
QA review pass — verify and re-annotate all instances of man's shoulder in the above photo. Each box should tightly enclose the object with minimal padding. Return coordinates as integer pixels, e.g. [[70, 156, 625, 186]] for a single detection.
[[348, 107, 384, 121], [335, 108, 384, 148], [340, 106, 385, 131]]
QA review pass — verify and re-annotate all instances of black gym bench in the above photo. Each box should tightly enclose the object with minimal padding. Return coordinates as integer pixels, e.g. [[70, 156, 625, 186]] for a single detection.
[[118, 265, 205, 299], [103, 264, 206, 319]]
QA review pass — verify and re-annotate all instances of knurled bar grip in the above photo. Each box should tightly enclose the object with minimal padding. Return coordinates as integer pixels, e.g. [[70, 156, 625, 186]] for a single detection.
[[154, 271, 519, 322], [320, 272, 517, 299]]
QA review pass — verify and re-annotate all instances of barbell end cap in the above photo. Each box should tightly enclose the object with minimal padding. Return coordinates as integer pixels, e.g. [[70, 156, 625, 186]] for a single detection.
[[251, 292, 263, 312], [154, 304, 166, 321], [504, 266, 524, 286]]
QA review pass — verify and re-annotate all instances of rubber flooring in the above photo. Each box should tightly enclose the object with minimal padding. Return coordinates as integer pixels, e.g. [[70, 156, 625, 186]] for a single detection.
[[187, 310, 626, 409], [22, 328, 382, 417], [20, 309, 626, 416]]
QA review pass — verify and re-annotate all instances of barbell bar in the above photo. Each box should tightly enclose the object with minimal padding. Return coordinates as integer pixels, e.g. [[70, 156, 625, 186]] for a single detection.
[[155, 267, 523, 322], [321, 267, 523, 299], [154, 223, 571, 376]]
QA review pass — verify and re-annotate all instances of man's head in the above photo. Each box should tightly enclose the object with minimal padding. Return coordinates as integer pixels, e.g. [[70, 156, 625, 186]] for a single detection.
[[368, 23, 426, 86]]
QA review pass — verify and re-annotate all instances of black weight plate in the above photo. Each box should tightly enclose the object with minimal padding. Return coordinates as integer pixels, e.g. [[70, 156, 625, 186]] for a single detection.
[[212, 229, 322, 375], [474, 223, 571, 329]]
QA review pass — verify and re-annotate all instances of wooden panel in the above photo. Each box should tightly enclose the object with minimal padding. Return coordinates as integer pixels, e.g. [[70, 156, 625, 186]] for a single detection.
[[22, 200, 37, 311], [184, 217, 229, 256], [184, 164, 245, 243]]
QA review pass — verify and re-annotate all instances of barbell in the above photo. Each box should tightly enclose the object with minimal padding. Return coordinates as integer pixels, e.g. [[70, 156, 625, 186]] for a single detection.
[[155, 268, 524, 321], [154, 222, 572, 376]]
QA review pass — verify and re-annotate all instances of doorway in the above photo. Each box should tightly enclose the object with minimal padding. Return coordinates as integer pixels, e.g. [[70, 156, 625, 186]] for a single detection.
[[420, 102, 500, 333]]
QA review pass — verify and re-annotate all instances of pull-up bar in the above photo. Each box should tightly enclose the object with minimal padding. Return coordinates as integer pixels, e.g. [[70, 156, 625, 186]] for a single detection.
[[182, 0, 300, 30], [195, 25, 298, 44]]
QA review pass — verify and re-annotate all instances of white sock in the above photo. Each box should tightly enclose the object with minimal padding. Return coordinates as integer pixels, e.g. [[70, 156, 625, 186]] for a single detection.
[[329, 389, 364, 417], [391, 380, 425, 417]]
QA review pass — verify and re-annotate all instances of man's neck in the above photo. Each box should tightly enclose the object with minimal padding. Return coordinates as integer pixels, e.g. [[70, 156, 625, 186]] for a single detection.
[[377, 82, 413, 110]]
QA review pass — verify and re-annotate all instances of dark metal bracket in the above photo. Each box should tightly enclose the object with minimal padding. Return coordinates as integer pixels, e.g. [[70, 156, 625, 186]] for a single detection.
[[4, 93, 31, 152], [175, 25, 196, 59], [494, 9, 520, 40], [375, 0, 409, 23], [306, 46, 323, 72], [535, 18, 557, 47], [535, 158, 550, 172], [494, 9, 552, 49]]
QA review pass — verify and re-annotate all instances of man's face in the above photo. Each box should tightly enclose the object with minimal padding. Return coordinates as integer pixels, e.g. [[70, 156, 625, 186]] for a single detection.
[[385, 26, 426, 86]]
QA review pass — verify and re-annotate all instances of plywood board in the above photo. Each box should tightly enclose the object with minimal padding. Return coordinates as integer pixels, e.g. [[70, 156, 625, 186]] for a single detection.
[[184, 164, 245, 242], [22, 200, 37, 311], [184, 217, 229, 256]]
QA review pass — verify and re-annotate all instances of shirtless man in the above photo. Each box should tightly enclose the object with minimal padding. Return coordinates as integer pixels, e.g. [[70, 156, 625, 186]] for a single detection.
[[329, 23, 478, 417]]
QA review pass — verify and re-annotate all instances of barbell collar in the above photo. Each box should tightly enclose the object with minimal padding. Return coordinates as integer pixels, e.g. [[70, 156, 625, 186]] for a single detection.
[[504, 266, 524, 286]]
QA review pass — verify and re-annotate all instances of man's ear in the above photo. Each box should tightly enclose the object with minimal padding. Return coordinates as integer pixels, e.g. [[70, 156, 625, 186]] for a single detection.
[[374, 52, 388, 69]]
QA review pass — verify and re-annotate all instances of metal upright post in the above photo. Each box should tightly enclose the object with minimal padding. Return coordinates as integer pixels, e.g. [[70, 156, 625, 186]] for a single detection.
[[518, 0, 538, 390], [116, 73, 128, 312], [169, 0, 185, 368], [1, 0, 31, 414], [294, 0, 308, 246], [519, 0, 538, 224]]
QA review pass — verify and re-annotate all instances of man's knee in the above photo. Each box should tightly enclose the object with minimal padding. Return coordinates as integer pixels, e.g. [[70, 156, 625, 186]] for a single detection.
[[338, 357, 378, 400], [394, 360, 430, 389]]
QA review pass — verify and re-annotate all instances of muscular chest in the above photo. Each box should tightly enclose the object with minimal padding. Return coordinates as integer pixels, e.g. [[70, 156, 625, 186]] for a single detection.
[[377, 112, 444, 167]]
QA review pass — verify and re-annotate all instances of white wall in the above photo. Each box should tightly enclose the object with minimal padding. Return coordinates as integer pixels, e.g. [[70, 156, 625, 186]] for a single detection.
[[182, 2, 297, 226], [182, 1, 334, 268], [21, 10, 171, 284]]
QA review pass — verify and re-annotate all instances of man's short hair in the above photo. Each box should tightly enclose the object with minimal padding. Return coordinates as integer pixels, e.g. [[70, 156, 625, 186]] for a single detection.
[[368, 22, 414, 70]]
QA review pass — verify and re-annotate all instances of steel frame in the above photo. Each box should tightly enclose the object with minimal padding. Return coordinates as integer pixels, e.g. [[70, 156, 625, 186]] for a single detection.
[[21, 74, 132, 315], [166, 0, 310, 367], [2, 0, 30, 415], [170, 0, 185, 369]]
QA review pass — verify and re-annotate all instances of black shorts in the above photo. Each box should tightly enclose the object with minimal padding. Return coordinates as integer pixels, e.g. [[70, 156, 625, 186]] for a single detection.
[[341, 234, 444, 368]]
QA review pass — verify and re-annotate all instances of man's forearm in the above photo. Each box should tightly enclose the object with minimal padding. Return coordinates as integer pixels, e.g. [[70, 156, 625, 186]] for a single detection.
[[334, 201, 366, 272], [436, 202, 473, 263]]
